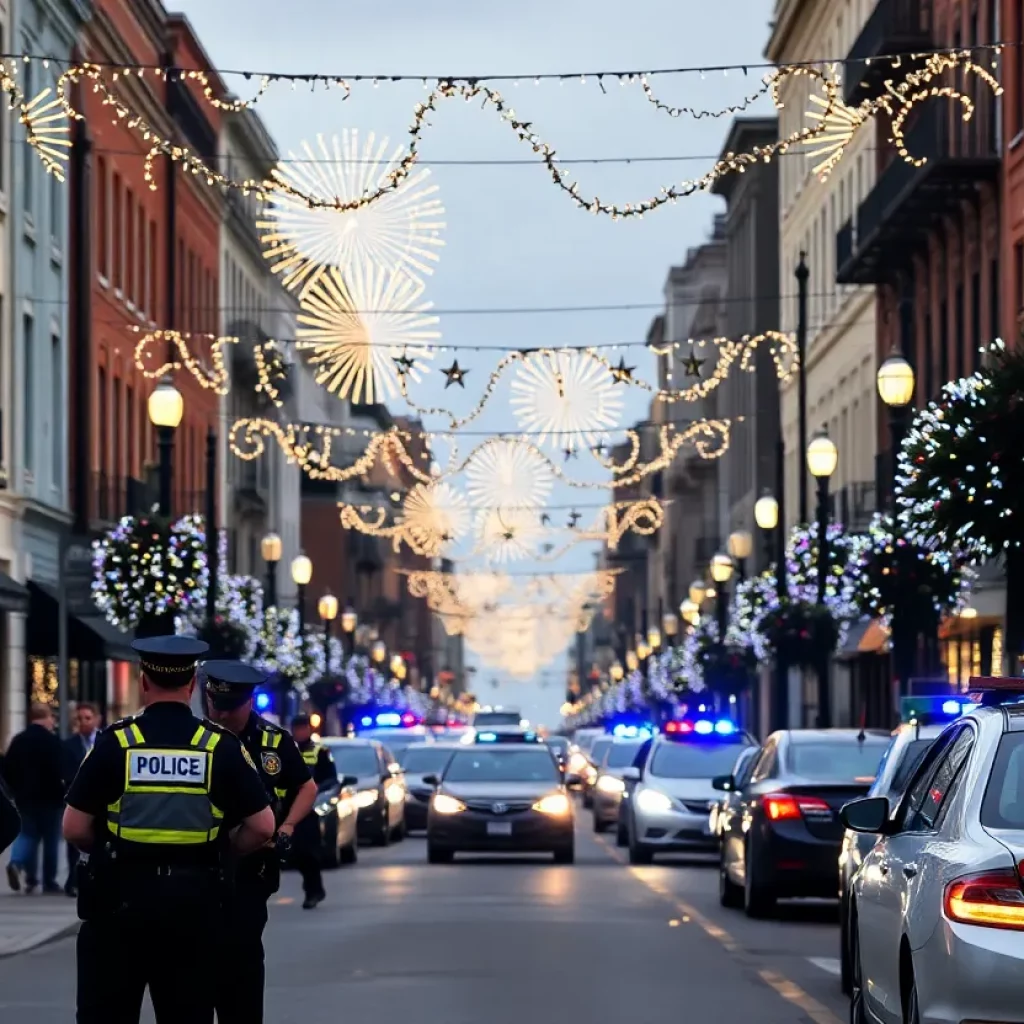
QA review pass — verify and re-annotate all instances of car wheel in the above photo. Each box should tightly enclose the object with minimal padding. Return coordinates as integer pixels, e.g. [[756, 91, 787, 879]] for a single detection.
[[903, 962, 920, 1024], [339, 840, 358, 865], [743, 838, 776, 918], [427, 843, 454, 864], [850, 907, 867, 1024], [553, 844, 575, 865], [839, 890, 852, 996], [718, 850, 743, 909], [592, 814, 609, 834]]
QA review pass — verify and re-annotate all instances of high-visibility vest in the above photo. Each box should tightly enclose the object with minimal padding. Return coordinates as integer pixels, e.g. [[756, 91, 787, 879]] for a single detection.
[[300, 745, 322, 768], [106, 721, 224, 846], [261, 729, 289, 803]]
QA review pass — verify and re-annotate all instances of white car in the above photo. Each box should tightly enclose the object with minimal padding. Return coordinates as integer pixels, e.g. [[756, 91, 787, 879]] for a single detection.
[[844, 683, 1024, 1024]]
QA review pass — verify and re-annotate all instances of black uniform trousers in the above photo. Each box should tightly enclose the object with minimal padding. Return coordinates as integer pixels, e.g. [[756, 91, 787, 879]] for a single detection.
[[289, 817, 324, 898], [214, 883, 270, 1024]]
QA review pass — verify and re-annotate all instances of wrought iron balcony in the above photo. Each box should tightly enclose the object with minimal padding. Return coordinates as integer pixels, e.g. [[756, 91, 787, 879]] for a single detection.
[[835, 101, 1000, 285], [842, 0, 932, 106]]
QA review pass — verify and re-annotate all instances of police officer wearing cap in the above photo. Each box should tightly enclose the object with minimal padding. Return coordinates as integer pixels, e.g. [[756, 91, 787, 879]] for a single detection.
[[63, 637, 276, 1024], [288, 714, 337, 909], [203, 660, 316, 1024]]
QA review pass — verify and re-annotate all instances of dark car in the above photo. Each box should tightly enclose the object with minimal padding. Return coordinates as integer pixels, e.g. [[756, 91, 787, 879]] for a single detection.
[[716, 728, 890, 917], [400, 743, 460, 832], [708, 745, 760, 839], [545, 736, 571, 772], [581, 736, 614, 809], [311, 773, 360, 867], [424, 746, 576, 864], [322, 738, 407, 846]]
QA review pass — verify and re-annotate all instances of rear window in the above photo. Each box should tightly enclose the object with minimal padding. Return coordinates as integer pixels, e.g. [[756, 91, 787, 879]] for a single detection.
[[649, 739, 746, 779], [982, 733, 1024, 829], [787, 739, 889, 781], [473, 712, 522, 727], [401, 747, 455, 774], [605, 742, 643, 769]]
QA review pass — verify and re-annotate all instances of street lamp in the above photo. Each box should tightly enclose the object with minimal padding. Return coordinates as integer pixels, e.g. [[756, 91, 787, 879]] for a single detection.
[[807, 427, 838, 727], [710, 552, 734, 653], [647, 625, 662, 650], [390, 653, 407, 682], [689, 579, 707, 606], [609, 660, 624, 682], [727, 530, 753, 582], [371, 639, 387, 665], [291, 553, 312, 680], [754, 492, 779, 531], [147, 376, 183, 517], [680, 599, 700, 627], [877, 349, 915, 507], [710, 553, 734, 585], [260, 532, 282, 608], [625, 649, 639, 673], [340, 600, 358, 661], [662, 610, 679, 641], [318, 591, 338, 675]]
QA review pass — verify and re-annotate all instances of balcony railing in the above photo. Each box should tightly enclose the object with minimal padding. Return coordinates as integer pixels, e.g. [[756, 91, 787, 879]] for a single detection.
[[836, 100, 1000, 285], [82, 473, 209, 526], [842, 0, 932, 106]]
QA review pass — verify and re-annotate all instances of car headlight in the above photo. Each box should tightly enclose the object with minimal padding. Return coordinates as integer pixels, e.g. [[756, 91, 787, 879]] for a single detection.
[[384, 783, 405, 805], [585, 766, 598, 785], [596, 775, 626, 794], [533, 793, 572, 816], [354, 789, 379, 809], [635, 788, 674, 814], [568, 752, 589, 773], [432, 793, 466, 815]]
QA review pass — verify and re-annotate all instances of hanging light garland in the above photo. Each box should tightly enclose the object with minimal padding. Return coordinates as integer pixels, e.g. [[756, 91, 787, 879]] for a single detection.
[[133, 330, 234, 394]]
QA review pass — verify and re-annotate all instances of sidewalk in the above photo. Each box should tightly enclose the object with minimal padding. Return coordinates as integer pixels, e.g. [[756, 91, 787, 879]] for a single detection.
[[0, 849, 79, 958]]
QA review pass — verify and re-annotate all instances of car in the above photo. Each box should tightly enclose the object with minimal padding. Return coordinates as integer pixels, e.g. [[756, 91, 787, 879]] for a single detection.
[[580, 736, 614, 809], [473, 727, 542, 745], [357, 725, 434, 766], [717, 727, 890, 917], [400, 743, 461, 832], [838, 697, 951, 995], [470, 707, 524, 729], [311, 773, 360, 867], [321, 738, 407, 846], [621, 718, 756, 864], [708, 744, 760, 839], [591, 738, 645, 834], [843, 679, 1024, 1024], [423, 744, 577, 863]]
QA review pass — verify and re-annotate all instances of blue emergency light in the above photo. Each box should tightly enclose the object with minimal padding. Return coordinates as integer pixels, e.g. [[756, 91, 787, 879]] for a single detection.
[[611, 723, 654, 739], [664, 718, 736, 737], [254, 692, 271, 711], [900, 695, 970, 724], [376, 712, 402, 727], [477, 732, 498, 742]]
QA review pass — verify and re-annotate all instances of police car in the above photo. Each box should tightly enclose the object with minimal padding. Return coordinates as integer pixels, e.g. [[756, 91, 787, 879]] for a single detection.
[[838, 696, 951, 994], [843, 678, 1024, 1024]]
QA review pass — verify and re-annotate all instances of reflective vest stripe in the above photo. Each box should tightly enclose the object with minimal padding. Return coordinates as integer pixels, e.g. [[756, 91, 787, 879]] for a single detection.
[[261, 731, 281, 750], [114, 826, 221, 845], [301, 746, 321, 766]]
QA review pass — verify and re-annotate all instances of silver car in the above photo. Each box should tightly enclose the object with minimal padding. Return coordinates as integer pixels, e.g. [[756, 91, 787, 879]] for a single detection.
[[621, 722, 755, 864], [591, 738, 645, 834], [844, 689, 1024, 1024]]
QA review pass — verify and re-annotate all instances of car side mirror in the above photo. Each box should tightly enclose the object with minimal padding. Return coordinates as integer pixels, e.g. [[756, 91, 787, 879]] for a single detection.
[[620, 767, 641, 782], [711, 774, 734, 792], [340, 775, 359, 788], [840, 796, 892, 835], [422, 774, 440, 787]]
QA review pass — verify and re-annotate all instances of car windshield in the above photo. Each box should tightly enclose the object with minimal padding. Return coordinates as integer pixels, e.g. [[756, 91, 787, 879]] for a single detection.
[[649, 740, 747, 778], [982, 733, 1024, 829], [401, 747, 456, 774], [605, 742, 643, 769], [323, 745, 378, 777], [787, 739, 889, 781], [889, 739, 935, 793], [589, 738, 613, 764], [473, 712, 522, 727], [546, 738, 570, 754], [444, 750, 560, 784]]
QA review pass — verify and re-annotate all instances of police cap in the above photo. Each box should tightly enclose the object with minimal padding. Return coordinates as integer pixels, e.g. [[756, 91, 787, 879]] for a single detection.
[[132, 636, 209, 688], [203, 660, 268, 710], [291, 714, 311, 729]]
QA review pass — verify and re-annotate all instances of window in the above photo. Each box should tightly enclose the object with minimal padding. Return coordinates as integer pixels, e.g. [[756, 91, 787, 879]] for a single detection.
[[49, 167, 61, 243], [21, 60, 32, 214], [955, 284, 965, 379], [97, 367, 108, 479], [1016, 0, 1024, 135], [51, 334, 61, 488], [924, 313, 934, 401], [112, 377, 122, 483], [971, 271, 981, 370], [125, 194, 134, 302], [176, 239, 185, 327], [906, 728, 974, 831], [604, 742, 643, 770], [97, 157, 108, 279], [649, 739, 748, 779], [0, 28, 5, 191], [22, 315, 33, 470], [136, 204, 145, 314], [981, 732, 1024, 829], [113, 172, 123, 290]]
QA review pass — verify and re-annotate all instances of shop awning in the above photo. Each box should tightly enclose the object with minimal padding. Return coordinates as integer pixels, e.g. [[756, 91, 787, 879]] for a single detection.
[[26, 583, 136, 662], [0, 571, 29, 613], [837, 618, 889, 660]]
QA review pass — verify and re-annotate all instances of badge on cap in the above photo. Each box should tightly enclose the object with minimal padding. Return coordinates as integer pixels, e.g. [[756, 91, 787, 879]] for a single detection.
[[261, 751, 282, 776]]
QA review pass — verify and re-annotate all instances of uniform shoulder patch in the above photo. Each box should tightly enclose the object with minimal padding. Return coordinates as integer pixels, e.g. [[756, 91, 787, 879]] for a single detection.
[[242, 747, 258, 771], [260, 750, 282, 775]]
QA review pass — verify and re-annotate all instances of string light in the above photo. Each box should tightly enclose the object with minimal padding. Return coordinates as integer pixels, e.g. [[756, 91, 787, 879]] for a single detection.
[[133, 329, 233, 394]]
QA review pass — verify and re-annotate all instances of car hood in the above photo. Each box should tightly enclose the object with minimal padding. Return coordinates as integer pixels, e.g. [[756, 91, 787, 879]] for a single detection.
[[441, 781, 559, 801], [642, 776, 717, 803]]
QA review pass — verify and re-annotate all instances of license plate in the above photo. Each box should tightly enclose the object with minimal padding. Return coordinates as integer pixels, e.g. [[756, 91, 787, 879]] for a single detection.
[[487, 822, 513, 836]]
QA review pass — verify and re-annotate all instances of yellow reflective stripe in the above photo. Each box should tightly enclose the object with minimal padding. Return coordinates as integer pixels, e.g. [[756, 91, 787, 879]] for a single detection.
[[116, 827, 222, 844], [129, 723, 144, 745], [271, 732, 281, 749], [115, 730, 130, 749], [190, 725, 206, 746], [205, 732, 220, 751], [128, 785, 211, 795], [274, 788, 287, 801]]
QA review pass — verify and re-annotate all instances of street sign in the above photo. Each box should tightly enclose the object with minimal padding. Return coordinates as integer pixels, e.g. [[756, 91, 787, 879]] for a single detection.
[[62, 534, 96, 618]]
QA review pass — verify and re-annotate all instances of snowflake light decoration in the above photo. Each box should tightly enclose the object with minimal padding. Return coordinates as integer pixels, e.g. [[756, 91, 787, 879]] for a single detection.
[[464, 438, 554, 509], [296, 263, 439, 404], [21, 88, 72, 182], [261, 130, 446, 296], [509, 350, 623, 451], [476, 508, 545, 564], [400, 481, 470, 552]]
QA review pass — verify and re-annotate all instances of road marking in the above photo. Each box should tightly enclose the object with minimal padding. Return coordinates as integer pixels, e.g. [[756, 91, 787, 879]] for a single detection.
[[273, 897, 294, 905], [808, 958, 842, 977], [592, 834, 844, 1024]]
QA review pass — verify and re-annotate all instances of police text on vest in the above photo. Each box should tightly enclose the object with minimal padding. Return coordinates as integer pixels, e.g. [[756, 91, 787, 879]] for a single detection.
[[128, 749, 209, 784]]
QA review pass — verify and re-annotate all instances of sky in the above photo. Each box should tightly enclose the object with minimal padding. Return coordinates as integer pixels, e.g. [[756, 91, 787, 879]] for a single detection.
[[172, 0, 777, 726]]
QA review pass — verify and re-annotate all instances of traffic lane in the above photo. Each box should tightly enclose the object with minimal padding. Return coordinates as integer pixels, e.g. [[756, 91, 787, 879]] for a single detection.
[[592, 839, 846, 1024]]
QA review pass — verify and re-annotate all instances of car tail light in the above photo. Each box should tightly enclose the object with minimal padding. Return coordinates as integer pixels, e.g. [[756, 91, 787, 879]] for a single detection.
[[764, 793, 832, 822], [944, 869, 1024, 930]]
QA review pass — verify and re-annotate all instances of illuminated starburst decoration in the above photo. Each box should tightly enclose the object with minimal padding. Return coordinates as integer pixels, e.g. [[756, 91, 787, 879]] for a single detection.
[[509, 350, 623, 450], [464, 439, 554, 509], [21, 88, 72, 182], [476, 509, 545, 564], [296, 264, 439, 404], [260, 130, 446, 296], [803, 91, 869, 180], [400, 482, 470, 553]]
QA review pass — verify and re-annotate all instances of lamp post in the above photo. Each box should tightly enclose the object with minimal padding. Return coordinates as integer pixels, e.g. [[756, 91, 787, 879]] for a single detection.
[[371, 639, 387, 670], [796, 253, 810, 524], [341, 601, 357, 660], [754, 489, 791, 731], [318, 591, 338, 674], [680, 599, 700, 628], [147, 377, 183, 518], [291, 553, 313, 683], [260, 532, 282, 609], [662, 609, 679, 643], [710, 552, 735, 649], [807, 427, 839, 728], [727, 530, 753, 583], [688, 579, 707, 607], [610, 660, 624, 683]]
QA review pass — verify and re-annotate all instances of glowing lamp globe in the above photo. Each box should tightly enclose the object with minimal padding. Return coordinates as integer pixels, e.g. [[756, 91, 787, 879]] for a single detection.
[[625, 650, 639, 672], [680, 599, 700, 626], [371, 640, 387, 664], [609, 661, 624, 682], [341, 606, 358, 633], [876, 354, 916, 408], [647, 626, 662, 649], [291, 554, 313, 587], [688, 579, 707, 605], [318, 592, 339, 621], [754, 493, 779, 531], [147, 378, 184, 429], [727, 530, 753, 561], [710, 553, 734, 584], [662, 611, 679, 638], [806, 431, 839, 479], [261, 532, 282, 564]]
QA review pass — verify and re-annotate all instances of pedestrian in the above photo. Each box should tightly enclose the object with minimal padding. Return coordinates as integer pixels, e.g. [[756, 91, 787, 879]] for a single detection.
[[61, 702, 101, 897], [63, 637, 275, 1024], [288, 713, 337, 909], [0, 773, 20, 856], [203, 661, 316, 1024], [4, 702, 65, 894]]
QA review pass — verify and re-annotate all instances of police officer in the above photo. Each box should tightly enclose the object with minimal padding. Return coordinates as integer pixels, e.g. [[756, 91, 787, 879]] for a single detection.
[[203, 661, 316, 1024], [288, 714, 337, 909], [63, 637, 275, 1024]]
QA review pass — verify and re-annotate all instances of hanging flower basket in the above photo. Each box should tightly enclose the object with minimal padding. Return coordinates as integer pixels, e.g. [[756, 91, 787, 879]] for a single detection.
[[700, 643, 756, 694], [197, 615, 250, 660], [759, 600, 839, 668]]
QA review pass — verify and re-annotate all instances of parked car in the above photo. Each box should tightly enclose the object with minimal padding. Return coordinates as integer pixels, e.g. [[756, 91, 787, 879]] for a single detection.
[[591, 738, 645, 833], [322, 738, 407, 845], [708, 744, 760, 839]]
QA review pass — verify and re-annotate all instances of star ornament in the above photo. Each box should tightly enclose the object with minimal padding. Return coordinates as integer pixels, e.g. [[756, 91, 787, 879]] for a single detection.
[[682, 352, 706, 378], [442, 360, 468, 389], [611, 357, 635, 385], [394, 353, 416, 377]]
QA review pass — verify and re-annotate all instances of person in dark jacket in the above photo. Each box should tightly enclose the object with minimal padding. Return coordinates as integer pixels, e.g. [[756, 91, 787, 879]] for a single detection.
[[4, 703, 65, 893], [0, 775, 19, 856], [61, 702, 101, 896]]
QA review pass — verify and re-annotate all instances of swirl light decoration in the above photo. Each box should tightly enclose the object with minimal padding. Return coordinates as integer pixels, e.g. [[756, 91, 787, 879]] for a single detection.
[[509, 350, 623, 451], [259, 130, 446, 297], [464, 438, 554, 509], [295, 264, 439, 404]]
